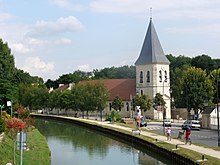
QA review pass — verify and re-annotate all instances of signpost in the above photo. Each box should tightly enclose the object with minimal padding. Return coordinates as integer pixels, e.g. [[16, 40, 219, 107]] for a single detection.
[[17, 132, 27, 165], [7, 101, 12, 117]]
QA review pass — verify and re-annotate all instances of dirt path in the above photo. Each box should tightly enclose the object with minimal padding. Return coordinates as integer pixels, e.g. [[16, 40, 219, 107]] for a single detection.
[[0, 133, 4, 143]]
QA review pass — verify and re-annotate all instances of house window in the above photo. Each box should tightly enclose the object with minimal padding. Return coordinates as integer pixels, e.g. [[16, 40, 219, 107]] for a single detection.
[[140, 71, 143, 83], [164, 70, 167, 82], [159, 70, 162, 82], [126, 102, 129, 111], [141, 90, 143, 95], [109, 103, 112, 111], [147, 71, 150, 83]]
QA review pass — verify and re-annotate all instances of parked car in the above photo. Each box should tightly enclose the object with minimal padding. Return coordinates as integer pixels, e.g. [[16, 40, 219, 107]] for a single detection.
[[182, 120, 201, 130], [163, 119, 171, 127]]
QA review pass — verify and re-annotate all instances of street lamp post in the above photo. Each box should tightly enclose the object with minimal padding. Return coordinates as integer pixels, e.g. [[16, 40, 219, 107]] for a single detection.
[[217, 73, 220, 147]]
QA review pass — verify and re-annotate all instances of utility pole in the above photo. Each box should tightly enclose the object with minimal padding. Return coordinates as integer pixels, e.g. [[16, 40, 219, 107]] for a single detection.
[[215, 61, 220, 147]]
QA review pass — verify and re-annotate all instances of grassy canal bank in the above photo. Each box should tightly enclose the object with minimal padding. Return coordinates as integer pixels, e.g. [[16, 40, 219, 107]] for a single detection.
[[0, 128, 50, 165]]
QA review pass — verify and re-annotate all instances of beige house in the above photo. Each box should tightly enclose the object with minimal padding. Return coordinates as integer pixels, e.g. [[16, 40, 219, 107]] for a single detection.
[[202, 104, 220, 129]]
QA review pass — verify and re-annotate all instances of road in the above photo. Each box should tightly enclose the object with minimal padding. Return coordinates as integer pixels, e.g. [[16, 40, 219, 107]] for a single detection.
[[144, 122, 219, 147]]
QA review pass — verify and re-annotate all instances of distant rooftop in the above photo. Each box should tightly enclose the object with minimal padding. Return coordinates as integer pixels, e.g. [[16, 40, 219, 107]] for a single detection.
[[79, 79, 136, 101]]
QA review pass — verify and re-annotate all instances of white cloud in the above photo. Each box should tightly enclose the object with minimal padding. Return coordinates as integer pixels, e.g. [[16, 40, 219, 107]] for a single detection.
[[0, 13, 14, 22], [49, 0, 86, 11], [54, 38, 72, 44], [89, 0, 220, 20], [77, 64, 91, 71], [22, 57, 55, 74], [167, 24, 220, 36], [10, 43, 32, 54], [27, 16, 85, 38]]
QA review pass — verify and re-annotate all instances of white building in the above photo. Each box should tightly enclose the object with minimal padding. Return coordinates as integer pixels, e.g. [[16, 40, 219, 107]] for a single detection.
[[135, 18, 171, 120], [202, 104, 220, 129]]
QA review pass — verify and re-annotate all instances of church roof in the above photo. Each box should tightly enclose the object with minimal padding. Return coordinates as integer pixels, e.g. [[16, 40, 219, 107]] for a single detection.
[[135, 19, 170, 65], [79, 79, 136, 101]]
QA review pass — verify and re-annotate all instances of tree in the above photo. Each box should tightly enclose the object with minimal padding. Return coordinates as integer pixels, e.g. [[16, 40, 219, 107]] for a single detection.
[[48, 90, 62, 114], [93, 65, 135, 79], [171, 65, 191, 108], [133, 95, 152, 113], [83, 83, 97, 118], [153, 93, 166, 119], [191, 54, 215, 73], [45, 79, 57, 89], [71, 82, 108, 119], [180, 67, 214, 117], [111, 96, 123, 111], [153, 93, 166, 109], [209, 68, 220, 104], [92, 83, 109, 121], [58, 90, 73, 116], [0, 79, 18, 109], [166, 54, 191, 70], [0, 39, 15, 81], [18, 84, 49, 110], [71, 84, 87, 118]]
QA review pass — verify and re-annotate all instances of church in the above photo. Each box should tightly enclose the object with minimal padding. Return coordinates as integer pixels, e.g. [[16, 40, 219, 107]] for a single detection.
[[134, 18, 171, 119], [83, 18, 171, 120], [57, 18, 171, 120]]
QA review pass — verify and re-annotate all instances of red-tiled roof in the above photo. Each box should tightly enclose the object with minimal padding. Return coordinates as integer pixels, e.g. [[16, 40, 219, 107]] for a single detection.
[[79, 79, 136, 101]]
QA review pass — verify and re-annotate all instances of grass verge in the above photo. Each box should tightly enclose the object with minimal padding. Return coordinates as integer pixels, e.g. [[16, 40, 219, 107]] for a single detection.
[[0, 128, 51, 165]]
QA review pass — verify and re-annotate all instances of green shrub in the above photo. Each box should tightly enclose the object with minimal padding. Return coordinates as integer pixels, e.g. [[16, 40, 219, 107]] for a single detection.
[[0, 117, 5, 133], [109, 110, 121, 122], [17, 108, 30, 120]]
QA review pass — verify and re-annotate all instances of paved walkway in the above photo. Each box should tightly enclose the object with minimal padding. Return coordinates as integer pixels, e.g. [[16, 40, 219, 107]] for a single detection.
[[77, 118, 220, 160]]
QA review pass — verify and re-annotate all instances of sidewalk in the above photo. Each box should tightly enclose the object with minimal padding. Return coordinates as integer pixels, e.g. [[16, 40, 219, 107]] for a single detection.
[[92, 120, 220, 160]]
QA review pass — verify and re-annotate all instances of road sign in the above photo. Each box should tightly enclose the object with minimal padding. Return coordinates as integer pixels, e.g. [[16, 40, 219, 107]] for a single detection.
[[17, 132, 27, 150], [17, 132, 27, 165]]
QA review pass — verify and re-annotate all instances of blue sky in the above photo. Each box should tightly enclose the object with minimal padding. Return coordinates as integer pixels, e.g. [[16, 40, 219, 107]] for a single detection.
[[0, 0, 220, 81]]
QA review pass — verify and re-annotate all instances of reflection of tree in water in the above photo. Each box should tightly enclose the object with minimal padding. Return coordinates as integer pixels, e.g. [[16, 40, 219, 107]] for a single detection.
[[35, 119, 110, 159], [138, 152, 166, 165]]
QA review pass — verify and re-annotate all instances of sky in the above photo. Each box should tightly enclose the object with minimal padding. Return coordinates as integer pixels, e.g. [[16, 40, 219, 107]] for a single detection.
[[0, 0, 220, 81]]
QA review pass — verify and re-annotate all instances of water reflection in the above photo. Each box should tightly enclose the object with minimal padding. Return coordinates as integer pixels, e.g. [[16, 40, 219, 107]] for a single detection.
[[35, 119, 170, 165]]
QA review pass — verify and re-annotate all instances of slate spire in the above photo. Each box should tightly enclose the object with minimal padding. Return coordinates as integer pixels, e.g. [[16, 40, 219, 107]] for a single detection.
[[135, 19, 170, 65]]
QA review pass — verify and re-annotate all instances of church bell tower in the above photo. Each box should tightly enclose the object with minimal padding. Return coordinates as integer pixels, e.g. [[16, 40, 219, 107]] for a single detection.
[[135, 18, 171, 120]]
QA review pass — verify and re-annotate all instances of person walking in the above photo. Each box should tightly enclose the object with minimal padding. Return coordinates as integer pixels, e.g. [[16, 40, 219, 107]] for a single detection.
[[177, 130, 184, 142], [166, 127, 171, 141], [184, 127, 192, 145]]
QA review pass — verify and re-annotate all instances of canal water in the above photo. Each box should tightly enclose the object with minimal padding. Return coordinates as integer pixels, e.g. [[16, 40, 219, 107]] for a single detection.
[[35, 119, 171, 165]]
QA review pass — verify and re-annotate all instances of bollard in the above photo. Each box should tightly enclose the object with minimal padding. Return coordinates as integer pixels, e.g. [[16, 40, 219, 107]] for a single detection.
[[196, 154, 207, 163], [156, 138, 157, 142], [172, 144, 179, 150]]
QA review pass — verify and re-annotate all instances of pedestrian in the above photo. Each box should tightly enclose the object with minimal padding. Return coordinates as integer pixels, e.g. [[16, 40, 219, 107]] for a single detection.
[[184, 127, 192, 145], [166, 127, 171, 141], [177, 130, 184, 141], [136, 116, 141, 128]]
